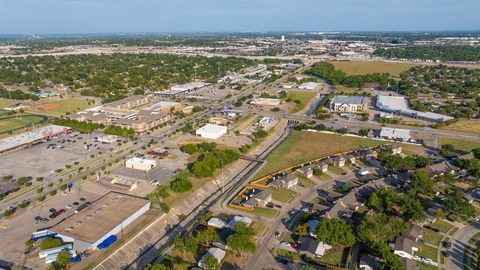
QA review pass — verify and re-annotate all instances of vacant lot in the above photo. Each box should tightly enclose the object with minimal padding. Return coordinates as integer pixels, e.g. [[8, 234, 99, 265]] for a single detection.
[[256, 131, 385, 178], [329, 61, 417, 77], [0, 115, 45, 133], [440, 120, 480, 134], [438, 136, 480, 152], [285, 91, 317, 114]]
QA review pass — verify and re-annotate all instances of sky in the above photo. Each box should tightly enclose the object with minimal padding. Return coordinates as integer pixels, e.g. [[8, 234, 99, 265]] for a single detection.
[[0, 0, 479, 34]]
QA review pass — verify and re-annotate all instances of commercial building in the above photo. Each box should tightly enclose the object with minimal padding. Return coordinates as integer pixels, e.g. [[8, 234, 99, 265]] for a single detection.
[[147, 101, 182, 113], [376, 95, 453, 122], [106, 95, 150, 110], [50, 192, 152, 252], [154, 82, 211, 97], [329, 96, 367, 112], [0, 125, 71, 153], [250, 98, 282, 106], [379, 127, 412, 142], [112, 110, 170, 133], [196, 124, 228, 140], [298, 82, 318, 90], [125, 157, 157, 171]]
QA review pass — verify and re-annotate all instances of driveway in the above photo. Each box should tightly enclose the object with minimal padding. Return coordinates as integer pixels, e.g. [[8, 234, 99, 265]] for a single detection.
[[446, 222, 480, 270]]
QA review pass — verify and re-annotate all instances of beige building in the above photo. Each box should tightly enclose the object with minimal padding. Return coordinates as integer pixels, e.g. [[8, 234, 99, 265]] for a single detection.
[[329, 96, 367, 113]]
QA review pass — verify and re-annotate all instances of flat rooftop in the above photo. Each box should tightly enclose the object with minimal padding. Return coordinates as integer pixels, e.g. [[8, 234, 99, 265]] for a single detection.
[[376, 95, 453, 122], [196, 123, 227, 134], [0, 125, 70, 153], [330, 95, 366, 105], [50, 192, 150, 244]]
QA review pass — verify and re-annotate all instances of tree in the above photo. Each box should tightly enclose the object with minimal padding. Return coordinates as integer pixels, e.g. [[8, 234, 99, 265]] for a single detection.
[[195, 229, 217, 246], [55, 250, 71, 269], [296, 223, 309, 237], [357, 213, 408, 244], [473, 148, 480, 160], [144, 264, 169, 270], [203, 254, 220, 270], [315, 218, 356, 247], [409, 170, 433, 196], [227, 222, 256, 258], [173, 236, 187, 259]]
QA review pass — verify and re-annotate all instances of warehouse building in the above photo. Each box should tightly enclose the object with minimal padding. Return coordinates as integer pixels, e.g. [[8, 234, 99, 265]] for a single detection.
[[50, 192, 152, 252], [379, 127, 412, 142], [125, 157, 157, 171], [154, 82, 211, 97], [376, 95, 453, 123], [329, 96, 367, 113], [196, 124, 228, 140], [298, 82, 318, 90], [0, 125, 71, 153]]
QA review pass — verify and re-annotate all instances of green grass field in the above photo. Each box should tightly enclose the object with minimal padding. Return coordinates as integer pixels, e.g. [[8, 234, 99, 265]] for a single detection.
[[438, 136, 480, 152], [329, 60, 417, 77], [423, 229, 443, 246], [296, 174, 316, 187], [319, 247, 346, 266], [0, 115, 45, 133], [269, 188, 297, 203], [416, 244, 438, 261], [285, 91, 317, 114], [440, 120, 480, 135], [255, 131, 385, 178], [430, 220, 455, 233], [328, 165, 346, 175], [26, 98, 91, 116]]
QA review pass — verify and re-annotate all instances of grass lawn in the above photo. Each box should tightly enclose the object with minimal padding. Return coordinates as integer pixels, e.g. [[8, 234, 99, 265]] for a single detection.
[[438, 136, 480, 152], [275, 248, 302, 261], [416, 261, 438, 270], [416, 244, 438, 261], [329, 60, 417, 78], [250, 207, 278, 219], [268, 187, 298, 203], [328, 165, 346, 175], [25, 98, 91, 116], [255, 131, 385, 178], [448, 227, 459, 236], [440, 120, 480, 135], [430, 220, 455, 233], [296, 174, 316, 188], [319, 247, 345, 266], [423, 229, 443, 246], [469, 232, 480, 245], [252, 222, 267, 237], [335, 85, 364, 95], [280, 232, 295, 243], [284, 91, 317, 114], [315, 172, 331, 181], [0, 115, 45, 133]]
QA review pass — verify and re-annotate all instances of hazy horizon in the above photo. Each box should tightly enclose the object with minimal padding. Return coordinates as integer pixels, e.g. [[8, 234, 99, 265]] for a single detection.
[[1, 0, 480, 34]]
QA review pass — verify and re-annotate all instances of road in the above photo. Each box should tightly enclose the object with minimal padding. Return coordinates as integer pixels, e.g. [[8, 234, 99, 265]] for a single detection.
[[446, 222, 480, 270]]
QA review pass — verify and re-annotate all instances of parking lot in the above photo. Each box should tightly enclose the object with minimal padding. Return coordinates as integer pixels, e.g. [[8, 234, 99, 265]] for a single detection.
[[0, 181, 112, 268], [0, 131, 113, 179]]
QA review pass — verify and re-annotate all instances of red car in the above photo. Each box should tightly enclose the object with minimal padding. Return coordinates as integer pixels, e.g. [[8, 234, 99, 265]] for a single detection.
[[291, 243, 300, 249], [56, 209, 66, 215]]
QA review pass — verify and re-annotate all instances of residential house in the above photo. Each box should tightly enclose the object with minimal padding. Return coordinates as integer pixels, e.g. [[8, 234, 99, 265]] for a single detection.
[[296, 167, 313, 178], [359, 149, 378, 160], [393, 235, 418, 259], [465, 188, 480, 204], [207, 217, 227, 230], [198, 248, 226, 269], [419, 161, 456, 179], [315, 162, 328, 173], [298, 236, 332, 258], [334, 156, 346, 167], [270, 175, 299, 189], [226, 216, 252, 229], [391, 144, 403, 155], [242, 190, 272, 209], [325, 179, 389, 220], [347, 155, 356, 164]]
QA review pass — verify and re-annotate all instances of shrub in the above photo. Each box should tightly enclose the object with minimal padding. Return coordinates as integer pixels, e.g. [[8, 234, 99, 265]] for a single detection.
[[49, 190, 57, 196], [18, 200, 30, 208]]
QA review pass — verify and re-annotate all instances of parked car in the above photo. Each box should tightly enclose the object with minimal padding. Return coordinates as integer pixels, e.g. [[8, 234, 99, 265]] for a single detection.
[[290, 243, 300, 249], [65, 204, 72, 209], [49, 213, 57, 219], [34, 216, 42, 222], [56, 209, 66, 215], [275, 231, 281, 239], [41, 218, 49, 223], [72, 202, 80, 206], [280, 241, 290, 247], [49, 208, 56, 213]]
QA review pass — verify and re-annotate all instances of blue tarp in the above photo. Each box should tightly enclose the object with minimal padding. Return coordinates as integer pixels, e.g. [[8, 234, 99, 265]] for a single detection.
[[70, 255, 82, 263], [97, 235, 117, 249]]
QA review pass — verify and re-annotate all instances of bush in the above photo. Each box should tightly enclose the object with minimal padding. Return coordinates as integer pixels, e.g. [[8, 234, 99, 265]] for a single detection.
[[25, 239, 35, 248], [59, 184, 67, 191], [36, 177, 44, 182], [3, 208, 15, 217], [40, 238, 63, 250], [16, 177, 29, 186], [160, 202, 170, 213], [38, 195, 46, 202], [170, 172, 193, 193], [49, 190, 57, 196], [18, 200, 30, 208]]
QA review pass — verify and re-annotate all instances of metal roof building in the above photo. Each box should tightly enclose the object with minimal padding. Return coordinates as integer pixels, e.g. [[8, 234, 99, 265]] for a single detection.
[[298, 82, 318, 90], [379, 127, 412, 142], [50, 192, 152, 252], [376, 95, 453, 123], [196, 124, 228, 140], [0, 125, 71, 153]]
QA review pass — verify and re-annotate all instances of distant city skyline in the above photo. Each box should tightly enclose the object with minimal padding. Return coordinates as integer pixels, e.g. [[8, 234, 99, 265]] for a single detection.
[[0, 0, 479, 34]]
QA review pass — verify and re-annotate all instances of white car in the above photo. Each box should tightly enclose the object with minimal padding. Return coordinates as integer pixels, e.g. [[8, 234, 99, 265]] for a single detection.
[[65, 204, 72, 209]]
